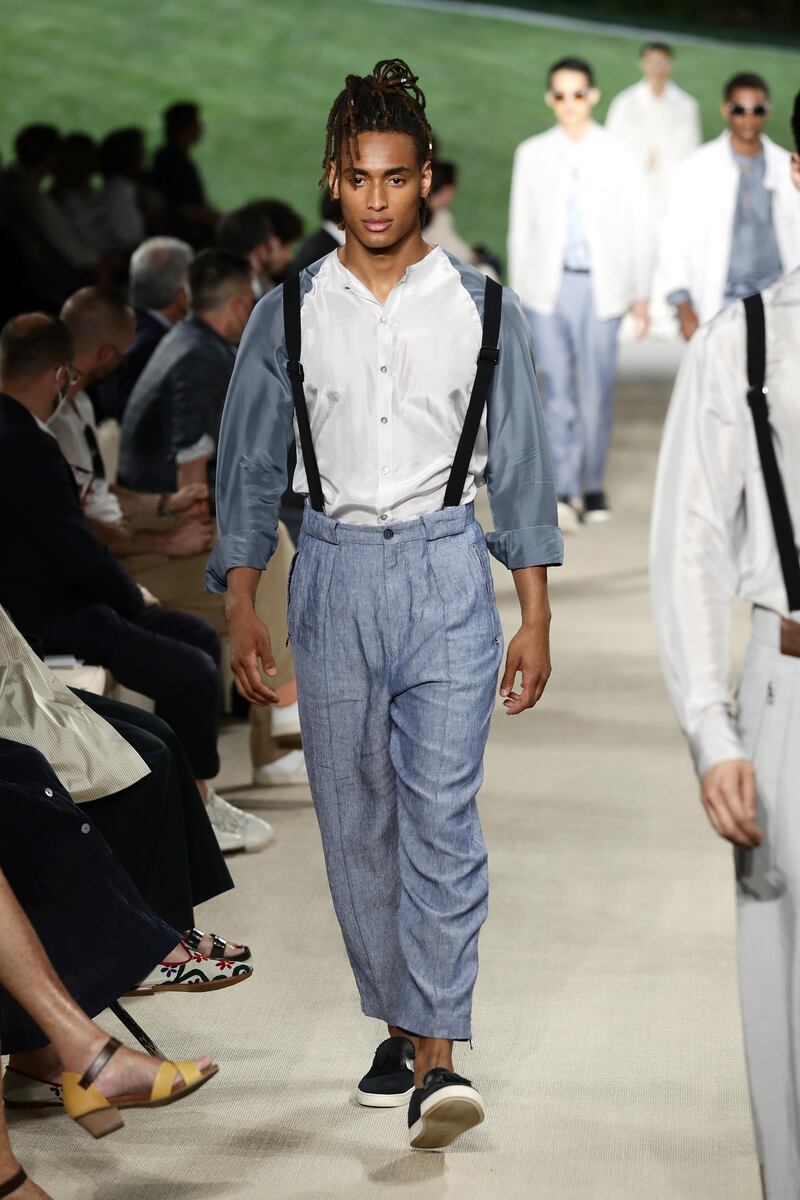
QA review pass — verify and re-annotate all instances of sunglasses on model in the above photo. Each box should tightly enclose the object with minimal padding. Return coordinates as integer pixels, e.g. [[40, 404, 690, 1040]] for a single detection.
[[551, 89, 590, 102], [726, 102, 770, 117]]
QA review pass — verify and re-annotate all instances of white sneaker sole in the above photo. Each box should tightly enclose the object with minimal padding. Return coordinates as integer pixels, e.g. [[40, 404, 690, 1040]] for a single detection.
[[356, 1084, 415, 1108], [583, 510, 611, 524], [409, 1085, 485, 1149], [271, 717, 302, 738]]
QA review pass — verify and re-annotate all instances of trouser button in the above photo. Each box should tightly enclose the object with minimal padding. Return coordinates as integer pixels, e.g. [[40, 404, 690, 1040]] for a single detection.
[[383, 529, 394, 540]]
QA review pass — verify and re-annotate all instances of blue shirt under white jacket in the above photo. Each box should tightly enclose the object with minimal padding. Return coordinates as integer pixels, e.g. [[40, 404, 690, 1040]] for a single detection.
[[206, 246, 563, 592]]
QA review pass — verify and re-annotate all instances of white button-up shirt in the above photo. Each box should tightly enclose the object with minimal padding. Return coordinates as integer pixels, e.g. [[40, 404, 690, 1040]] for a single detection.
[[295, 246, 485, 524], [49, 391, 124, 524], [650, 268, 800, 777]]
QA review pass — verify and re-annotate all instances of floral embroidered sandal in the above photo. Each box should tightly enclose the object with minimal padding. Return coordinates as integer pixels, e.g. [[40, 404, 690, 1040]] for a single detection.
[[182, 927, 251, 963], [122, 944, 253, 996]]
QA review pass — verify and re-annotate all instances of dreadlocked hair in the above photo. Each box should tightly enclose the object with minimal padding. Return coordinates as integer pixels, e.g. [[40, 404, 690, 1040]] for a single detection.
[[321, 59, 434, 218]]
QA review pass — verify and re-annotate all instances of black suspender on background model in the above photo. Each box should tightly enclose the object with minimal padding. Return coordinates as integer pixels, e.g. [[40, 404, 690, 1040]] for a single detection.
[[743, 291, 800, 612], [283, 271, 503, 515]]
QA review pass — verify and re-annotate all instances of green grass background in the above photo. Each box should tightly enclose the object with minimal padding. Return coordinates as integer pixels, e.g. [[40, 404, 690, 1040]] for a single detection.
[[3, 0, 798, 257]]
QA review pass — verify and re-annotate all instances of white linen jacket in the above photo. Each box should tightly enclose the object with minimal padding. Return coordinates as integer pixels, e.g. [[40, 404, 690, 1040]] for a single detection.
[[659, 131, 800, 323], [508, 122, 652, 320]]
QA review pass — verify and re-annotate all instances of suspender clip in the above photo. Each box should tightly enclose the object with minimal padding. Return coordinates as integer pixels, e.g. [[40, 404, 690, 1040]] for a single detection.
[[287, 360, 305, 382], [746, 384, 768, 406], [477, 345, 500, 365]]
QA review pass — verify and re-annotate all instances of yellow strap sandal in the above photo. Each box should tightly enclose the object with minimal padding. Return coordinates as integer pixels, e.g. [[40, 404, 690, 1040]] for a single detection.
[[62, 1036, 219, 1138]]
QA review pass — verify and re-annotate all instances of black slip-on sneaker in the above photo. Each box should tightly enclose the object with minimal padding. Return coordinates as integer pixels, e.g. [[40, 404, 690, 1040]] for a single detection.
[[408, 1068, 485, 1149], [356, 1036, 415, 1108], [583, 491, 611, 523]]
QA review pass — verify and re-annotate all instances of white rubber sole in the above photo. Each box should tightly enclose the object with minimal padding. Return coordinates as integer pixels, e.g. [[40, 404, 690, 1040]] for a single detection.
[[408, 1085, 485, 1149], [583, 510, 611, 524], [356, 1085, 415, 1108]]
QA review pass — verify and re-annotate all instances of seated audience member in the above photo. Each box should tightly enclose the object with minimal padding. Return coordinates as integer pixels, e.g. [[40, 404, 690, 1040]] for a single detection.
[[149, 102, 219, 247], [424, 160, 501, 279], [56, 287, 306, 790], [119, 249, 251, 495], [216, 201, 276, 294], [0, 842, 218, 1143], [254, 199, 304, 291], [100, 126, 147, 252], [50, 132, 107, 256], [94, 236, 192, 421], [0, 124, 88, 306], [293, 187, 345, 270], [0, 314, 238, 843]]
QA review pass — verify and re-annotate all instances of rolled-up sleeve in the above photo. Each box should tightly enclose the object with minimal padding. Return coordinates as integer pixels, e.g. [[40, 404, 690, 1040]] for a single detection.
[[205, 289, 295, 593], [485, 289, 564, 570]]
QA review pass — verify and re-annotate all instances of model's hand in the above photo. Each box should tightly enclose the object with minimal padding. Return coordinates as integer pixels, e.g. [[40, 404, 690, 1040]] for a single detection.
[[166, 483, 209, 516], [676, 301, 700, 342], [164, 518, 214, 558], [499, 621, 551, 715], [226, 600, 279, 706], [700, 759, 762, 848], [791, 152, 800, 193], [630, 298, 650, 340]]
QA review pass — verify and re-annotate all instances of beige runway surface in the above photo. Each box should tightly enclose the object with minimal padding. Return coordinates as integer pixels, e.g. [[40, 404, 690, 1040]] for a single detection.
[[8, 341, 762, 1198]]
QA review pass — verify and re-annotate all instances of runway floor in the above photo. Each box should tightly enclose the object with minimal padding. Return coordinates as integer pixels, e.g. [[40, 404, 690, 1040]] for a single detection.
[[7, 340, 762, 1198]]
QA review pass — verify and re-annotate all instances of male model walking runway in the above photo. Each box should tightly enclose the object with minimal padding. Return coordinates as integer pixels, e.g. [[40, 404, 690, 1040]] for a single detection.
[[207, 60, 562, 1149], [652, 100, 800, 1198]]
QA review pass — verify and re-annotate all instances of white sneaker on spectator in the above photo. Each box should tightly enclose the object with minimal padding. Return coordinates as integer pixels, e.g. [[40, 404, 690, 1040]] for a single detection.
[[208, 815, 245, 856], [206, 787, 274, 853], [271, 700, 301, 739], [253, 749, 308, 787]]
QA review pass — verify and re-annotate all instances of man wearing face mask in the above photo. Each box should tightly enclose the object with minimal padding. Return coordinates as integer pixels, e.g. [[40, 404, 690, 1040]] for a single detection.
[[0, 314, 225, 830], [119, 249, 254, 498], [509, 57, 652, 531], [661, 73, 800, 340]]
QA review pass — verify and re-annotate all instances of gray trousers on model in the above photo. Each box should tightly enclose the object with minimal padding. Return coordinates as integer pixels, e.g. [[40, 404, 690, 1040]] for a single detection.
[[287, 502, 504, 1041], [528, 270, 622, 499], [735, 607, 800, 1199]]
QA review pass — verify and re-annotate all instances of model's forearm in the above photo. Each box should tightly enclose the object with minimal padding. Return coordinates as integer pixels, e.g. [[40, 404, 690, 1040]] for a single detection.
[[512, 565, 551, 626], [225, 566, 262, 615]]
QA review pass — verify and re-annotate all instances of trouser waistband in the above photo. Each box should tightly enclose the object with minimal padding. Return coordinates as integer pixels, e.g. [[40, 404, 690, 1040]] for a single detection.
[[300, 502, 477, 546]]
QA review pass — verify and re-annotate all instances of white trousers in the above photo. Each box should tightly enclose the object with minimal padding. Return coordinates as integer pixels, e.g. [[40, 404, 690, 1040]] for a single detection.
[[736, 607, 800, 1200]]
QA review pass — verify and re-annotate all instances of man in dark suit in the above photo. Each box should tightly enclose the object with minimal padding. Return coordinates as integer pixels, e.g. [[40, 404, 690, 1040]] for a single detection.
[[94, 236, 193, 422], [293, 188, 344, 270], [0, 312, 222, 795], [119, 249, 252, 497]]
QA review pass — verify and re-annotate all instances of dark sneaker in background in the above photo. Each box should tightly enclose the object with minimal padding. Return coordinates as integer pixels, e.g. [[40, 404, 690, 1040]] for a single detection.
[[408, 1068, 485, 1149], [356, 1036, 415, 1108], [583, 491, 611, 523]]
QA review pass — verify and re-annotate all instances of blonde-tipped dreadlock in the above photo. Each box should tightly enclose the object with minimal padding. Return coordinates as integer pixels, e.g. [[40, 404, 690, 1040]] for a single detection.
[[321, 59, 434, 216]]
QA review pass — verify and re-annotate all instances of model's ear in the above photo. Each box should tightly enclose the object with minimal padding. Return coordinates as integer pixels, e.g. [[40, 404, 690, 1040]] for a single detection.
[[328, 160, 340, 199], [544, 90, 555, 112], [420, 157, 432, 200], [588, 87, 601, 108]]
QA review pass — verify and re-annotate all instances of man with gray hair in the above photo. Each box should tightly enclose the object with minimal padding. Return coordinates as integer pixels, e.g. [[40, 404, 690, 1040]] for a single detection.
[[97, 236, 193, 422]]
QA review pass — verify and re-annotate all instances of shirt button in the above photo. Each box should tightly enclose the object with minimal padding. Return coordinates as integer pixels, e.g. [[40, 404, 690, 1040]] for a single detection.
[[383, 529, 394, 540], [380, 417, 388, 424], [379, 513, 389, 522], [44, 787, 53, 797], [81, 823, 91, 834], [380, 317, 387, 325], [380, 365, 388, 374], [381, 466, 389, 475]]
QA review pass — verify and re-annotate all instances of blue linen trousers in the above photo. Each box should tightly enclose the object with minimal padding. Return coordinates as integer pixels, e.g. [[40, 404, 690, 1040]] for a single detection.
[[288, 502, 504, 1040], [528, 270, 622, 498]]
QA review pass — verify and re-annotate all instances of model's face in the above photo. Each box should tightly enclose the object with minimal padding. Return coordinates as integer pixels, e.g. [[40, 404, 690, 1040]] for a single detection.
[[546, 70, 599, 128], [641, 50, 672, 84], [330, 131, 431, 253], [723, 88, 770, 144]]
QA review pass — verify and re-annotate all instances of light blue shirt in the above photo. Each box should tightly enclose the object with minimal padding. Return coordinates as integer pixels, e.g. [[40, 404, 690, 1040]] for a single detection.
[[724, 150, 783, 303], [564, 156, 592, 271]]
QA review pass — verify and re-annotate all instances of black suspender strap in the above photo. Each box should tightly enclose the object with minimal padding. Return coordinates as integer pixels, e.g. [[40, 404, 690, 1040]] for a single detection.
[[283, 270, 325, 513], [743, 292, 800, 612], [443, 275, 503, 508]]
